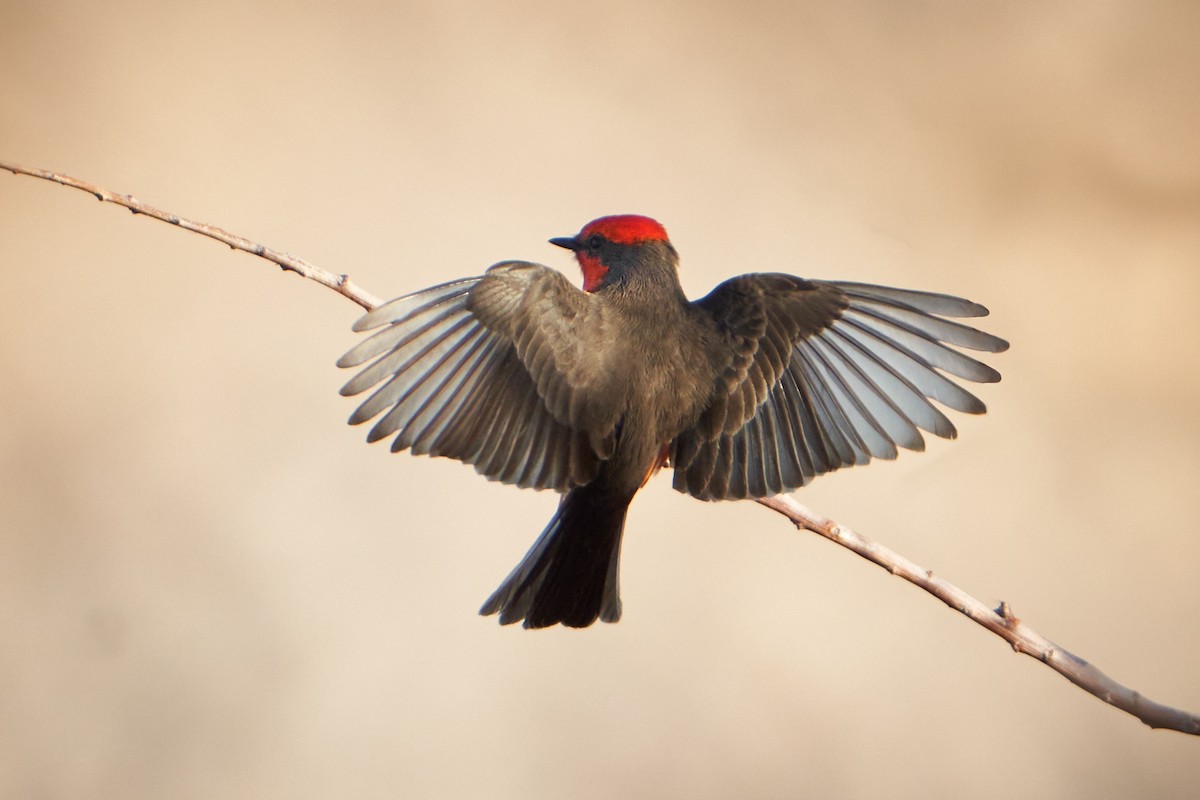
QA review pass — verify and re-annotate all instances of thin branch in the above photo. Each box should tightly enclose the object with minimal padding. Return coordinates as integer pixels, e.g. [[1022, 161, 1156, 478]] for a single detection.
[[4, 158, 1198, 736], [0, 159, 382, 311], [757, 494, 1200, 735]]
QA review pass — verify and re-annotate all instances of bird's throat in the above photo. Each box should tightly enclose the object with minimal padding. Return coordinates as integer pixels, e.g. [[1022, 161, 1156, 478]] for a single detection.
[[577, 253, 608, 293]]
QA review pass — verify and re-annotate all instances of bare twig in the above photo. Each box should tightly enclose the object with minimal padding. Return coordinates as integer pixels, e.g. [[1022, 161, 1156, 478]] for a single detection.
[[4, 158, 1198, 735], [757, 494, 1200, 734], [0, 159, 382, 310]]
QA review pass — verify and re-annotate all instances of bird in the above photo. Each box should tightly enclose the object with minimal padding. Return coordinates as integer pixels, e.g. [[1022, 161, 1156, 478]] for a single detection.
[[336, 214, 1008, 629]]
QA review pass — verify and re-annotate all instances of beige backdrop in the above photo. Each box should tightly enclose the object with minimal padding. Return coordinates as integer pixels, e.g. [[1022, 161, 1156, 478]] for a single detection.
[[2, 1, 1198, 797]]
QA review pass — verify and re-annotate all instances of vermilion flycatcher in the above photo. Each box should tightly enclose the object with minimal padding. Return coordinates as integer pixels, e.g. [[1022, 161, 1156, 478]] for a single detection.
[[338, 215, 1007, 628]]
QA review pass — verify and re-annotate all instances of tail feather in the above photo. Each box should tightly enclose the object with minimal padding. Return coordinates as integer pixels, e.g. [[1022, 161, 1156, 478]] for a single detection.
[[480, 485, 629, 628]]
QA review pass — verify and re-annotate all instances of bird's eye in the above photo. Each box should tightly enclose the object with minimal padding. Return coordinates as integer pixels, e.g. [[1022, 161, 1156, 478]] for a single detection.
[[587, 234, 604, 250]]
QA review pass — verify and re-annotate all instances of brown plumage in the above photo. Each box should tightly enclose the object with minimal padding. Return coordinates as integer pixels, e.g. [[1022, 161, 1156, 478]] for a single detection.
[[337, 215, 1008, 628]]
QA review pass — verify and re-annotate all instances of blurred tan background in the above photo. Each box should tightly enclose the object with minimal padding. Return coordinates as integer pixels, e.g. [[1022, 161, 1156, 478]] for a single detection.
[[2, 1, 1198, 797]]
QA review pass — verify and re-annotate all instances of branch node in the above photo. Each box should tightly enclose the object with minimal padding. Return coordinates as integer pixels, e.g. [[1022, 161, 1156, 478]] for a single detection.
[[995, 600, 1020, 626]]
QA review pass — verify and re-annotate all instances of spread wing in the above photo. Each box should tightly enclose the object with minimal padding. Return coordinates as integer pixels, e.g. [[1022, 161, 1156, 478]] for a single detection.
[[672, 275, 1008, 500], [337, 261, 615, 492]]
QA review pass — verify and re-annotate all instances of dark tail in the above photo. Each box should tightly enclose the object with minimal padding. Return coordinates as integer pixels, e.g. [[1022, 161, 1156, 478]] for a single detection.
[[479, 484, 629, 628]]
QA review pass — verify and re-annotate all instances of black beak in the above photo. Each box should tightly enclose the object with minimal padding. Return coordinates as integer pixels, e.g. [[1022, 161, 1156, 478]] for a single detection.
[[549, 236, 580, 251]]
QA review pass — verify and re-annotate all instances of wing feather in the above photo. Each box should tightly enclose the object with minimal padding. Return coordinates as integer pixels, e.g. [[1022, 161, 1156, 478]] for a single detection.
[[673, 277, 1005, 500], [338, 265, 608, 492]]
